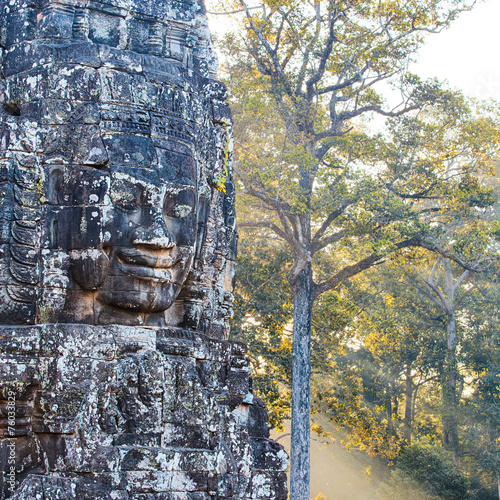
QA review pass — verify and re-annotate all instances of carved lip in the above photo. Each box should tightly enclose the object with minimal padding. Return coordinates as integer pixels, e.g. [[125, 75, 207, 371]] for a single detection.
[[117, 248, 160, 267], [115, 248, 174, 282]]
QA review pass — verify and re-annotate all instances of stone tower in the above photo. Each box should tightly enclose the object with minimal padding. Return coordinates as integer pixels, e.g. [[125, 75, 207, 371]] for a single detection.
[[0, 0, 288, 497]]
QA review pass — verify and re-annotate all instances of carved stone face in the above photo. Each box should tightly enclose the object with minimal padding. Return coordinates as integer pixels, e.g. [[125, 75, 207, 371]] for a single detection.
[[65, 142, 198, 319], [0, 0, 237, 329], [99, 165, 197, 312]]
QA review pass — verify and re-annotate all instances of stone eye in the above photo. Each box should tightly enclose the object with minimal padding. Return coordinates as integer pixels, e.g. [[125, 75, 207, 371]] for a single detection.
[[116, 204, 138, 213], [164, 188, 195, 218]]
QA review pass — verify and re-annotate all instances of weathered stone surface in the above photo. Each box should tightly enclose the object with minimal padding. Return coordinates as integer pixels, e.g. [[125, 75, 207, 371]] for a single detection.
[[0, 0, 287, 498], [0, 326, 287, 498]]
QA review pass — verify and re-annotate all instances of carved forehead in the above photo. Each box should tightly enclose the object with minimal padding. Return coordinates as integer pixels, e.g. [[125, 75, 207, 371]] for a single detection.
[[104, 135, 197, 186], [155, 142, 196, 186], [108, 165, 197, 206], [99, 100, 198, 182]]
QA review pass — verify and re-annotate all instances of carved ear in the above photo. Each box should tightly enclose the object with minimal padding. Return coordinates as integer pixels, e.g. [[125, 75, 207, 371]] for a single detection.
[[69, 249, 109, 291]]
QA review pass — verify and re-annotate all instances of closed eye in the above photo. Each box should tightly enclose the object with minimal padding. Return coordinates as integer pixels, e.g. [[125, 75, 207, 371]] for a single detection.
[[116, 204, 138, 213], [164, 188, 195, 218]]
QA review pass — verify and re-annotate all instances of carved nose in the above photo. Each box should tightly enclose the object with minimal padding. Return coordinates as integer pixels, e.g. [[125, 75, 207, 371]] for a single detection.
[[131, 219, 175, 250]]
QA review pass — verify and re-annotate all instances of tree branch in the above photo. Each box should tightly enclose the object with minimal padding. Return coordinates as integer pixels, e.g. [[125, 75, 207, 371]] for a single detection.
[[312, 207, 345, 245], [242, 185, 300, 250], [312, 229, 347, 254], [421, 278, 451, 316], [207, 6, 261, 15], [239, 220, 288, 242], [239, 0, 295, 100], [305, 8, 340, 101], [386, 181, 439, 200]]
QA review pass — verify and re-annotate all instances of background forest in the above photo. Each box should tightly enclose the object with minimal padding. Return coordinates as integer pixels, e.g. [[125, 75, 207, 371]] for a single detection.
[[207, 0, 500, 498]]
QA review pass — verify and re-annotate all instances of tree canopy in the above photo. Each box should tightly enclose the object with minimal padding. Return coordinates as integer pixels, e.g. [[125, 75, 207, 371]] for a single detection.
[[208, 0, 500, 497]]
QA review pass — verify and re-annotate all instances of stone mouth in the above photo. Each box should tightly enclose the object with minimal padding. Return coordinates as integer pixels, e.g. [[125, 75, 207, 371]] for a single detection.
[[117, 248, 162, 267], [115, 250, 174, 282]]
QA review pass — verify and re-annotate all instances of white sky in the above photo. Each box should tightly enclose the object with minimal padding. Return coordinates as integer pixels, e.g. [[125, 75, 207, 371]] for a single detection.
[[412, 0, 500, 100], [207, 0, 500, 101]]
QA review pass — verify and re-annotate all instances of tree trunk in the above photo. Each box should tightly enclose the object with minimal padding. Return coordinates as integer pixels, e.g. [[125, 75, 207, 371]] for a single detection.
[[386, 392, 393, 437], [289, 262, 313, 500], [403, 365, 413, 444], [442, 313, 459, 466], [394, 394, 399, 431]]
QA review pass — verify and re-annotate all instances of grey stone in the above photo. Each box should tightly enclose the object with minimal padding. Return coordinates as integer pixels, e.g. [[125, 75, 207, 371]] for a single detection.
[[0, 0, 287, 498]]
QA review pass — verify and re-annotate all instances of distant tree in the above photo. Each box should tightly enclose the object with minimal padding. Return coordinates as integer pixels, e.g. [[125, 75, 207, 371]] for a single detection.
[[413, 257, 477, 464], [315, 346, 403, 459], [353, 258, 442, 444], [462, 271, 500, 498], [354, 254, 497, 464]]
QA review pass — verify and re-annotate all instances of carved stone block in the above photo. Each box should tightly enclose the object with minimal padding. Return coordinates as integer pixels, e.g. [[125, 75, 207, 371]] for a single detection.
[[0, 0, 287, 498]]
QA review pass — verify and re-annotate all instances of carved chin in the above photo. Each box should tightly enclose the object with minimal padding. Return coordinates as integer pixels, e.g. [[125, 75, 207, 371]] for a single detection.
[[96, 282, 181, 313]]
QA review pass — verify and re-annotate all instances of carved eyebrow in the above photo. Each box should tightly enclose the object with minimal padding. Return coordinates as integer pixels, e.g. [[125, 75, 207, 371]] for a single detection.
[[110, 182, 140, 204]]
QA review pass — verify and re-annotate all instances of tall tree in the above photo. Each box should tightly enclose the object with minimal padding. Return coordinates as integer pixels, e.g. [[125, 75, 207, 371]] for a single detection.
[[210, 1, 500, 496], [416, 257, 475, 465]]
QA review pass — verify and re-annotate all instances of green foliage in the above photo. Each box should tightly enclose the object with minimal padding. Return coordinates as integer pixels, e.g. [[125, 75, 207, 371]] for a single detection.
[[312, 354, 403, 460], [379, 444, 472, 500], [459, 276, 500, 495], [231, 236, 293, 428], [231, 236, 363, 430], [347, 259, 500, 497]]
